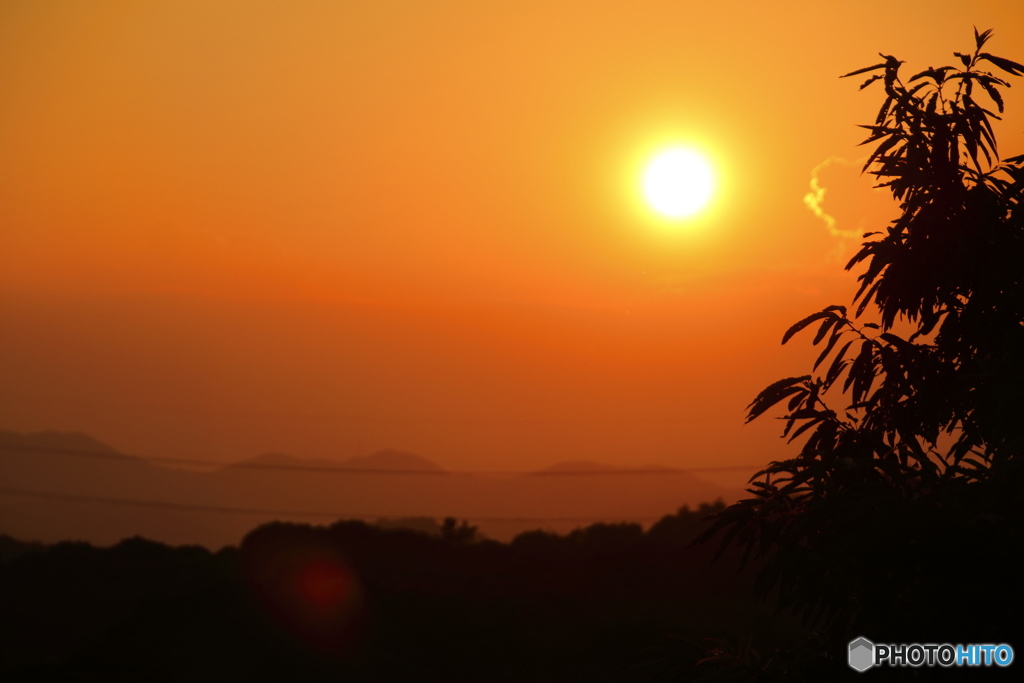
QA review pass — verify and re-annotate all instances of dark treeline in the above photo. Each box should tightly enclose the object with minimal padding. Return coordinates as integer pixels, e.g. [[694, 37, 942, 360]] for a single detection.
[[0, 502, 801, 682]]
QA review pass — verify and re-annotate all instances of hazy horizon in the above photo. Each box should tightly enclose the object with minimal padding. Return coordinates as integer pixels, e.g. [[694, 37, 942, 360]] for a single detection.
[[2, 1, 1023, 541], [0, 428, 747, 546]]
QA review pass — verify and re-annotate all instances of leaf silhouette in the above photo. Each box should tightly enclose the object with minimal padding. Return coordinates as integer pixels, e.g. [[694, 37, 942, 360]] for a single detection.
[[781, 312, 831, 345], [840, 62, 887, 79], [979, 53, 1024, 76], [746, 376, 811, 422]]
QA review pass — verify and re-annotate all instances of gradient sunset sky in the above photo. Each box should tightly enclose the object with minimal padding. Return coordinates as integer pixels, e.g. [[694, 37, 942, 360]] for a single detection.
[[2, 0, 1023, 480]]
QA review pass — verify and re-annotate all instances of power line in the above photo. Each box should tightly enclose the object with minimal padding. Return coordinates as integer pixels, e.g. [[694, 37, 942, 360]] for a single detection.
[[0, 486, 341, 519], [0, 443, 761, 476], [0, 443, 441, 475], [0, 486, 668, 523]]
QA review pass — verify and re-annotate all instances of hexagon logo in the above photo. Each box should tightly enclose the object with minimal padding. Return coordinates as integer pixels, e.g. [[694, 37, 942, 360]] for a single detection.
[[849, 637, 875, 672]]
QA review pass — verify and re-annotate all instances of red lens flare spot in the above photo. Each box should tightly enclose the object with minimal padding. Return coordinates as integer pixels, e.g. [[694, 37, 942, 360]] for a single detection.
[[296, 558, 352, 610]]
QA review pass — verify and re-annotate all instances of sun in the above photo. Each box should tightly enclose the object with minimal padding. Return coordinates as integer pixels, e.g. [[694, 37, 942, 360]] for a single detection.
[[642, 148, 715, 218]]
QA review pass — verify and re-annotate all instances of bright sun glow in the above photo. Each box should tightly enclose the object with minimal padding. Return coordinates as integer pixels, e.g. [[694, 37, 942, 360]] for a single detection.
[[642, 148, 714, 218]]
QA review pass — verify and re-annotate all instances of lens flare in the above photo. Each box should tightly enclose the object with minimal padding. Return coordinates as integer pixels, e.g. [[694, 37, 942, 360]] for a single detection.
[[296, 557, 353, 610]]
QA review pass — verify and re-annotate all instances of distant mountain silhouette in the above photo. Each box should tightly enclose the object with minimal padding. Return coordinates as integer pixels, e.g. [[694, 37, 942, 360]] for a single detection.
[[228, 449, 445, 472], [535, 460, 671, 473], [536, 460, 620, 473], [0, 430, 745, 547], [0, 430, 122, 455], [226, 451, 343, 470], [337, 449, 446, 472]]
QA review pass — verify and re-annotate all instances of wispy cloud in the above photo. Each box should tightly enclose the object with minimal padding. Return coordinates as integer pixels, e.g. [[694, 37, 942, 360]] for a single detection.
[[803, 156, 863, 241], [804, 156, 896, 265]]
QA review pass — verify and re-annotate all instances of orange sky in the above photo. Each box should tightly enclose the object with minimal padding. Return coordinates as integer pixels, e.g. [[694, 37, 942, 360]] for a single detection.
[[2, 1, 1023, 480]]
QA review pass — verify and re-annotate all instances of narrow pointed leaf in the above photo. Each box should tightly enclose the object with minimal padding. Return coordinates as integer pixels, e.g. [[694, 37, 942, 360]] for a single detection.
[[824, 340, 854, 387], [747, 376, 811, 422], [812, 315, 838, 345], [782, 311, 832, 345], [859, 74, 884, 90], [813, 330, 844, 371], [979, 53, 1024, 76], [979, 79, 1005, 112], [841, 63, 887, 79]]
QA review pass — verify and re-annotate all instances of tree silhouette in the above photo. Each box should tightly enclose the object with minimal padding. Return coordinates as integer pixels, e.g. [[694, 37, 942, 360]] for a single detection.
[[702, 28, 1024, 654]]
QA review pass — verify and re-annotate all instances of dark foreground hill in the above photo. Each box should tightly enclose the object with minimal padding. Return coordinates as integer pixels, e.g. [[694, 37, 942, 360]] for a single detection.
[[0, 504, 803, 682]]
